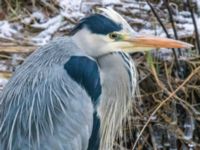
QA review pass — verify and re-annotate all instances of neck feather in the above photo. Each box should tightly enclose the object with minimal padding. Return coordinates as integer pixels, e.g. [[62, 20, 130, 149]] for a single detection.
[[96, 52, 137, 149]]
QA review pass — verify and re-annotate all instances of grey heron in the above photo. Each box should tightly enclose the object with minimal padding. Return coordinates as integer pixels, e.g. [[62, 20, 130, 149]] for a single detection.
[[0, 8, 192, 150]]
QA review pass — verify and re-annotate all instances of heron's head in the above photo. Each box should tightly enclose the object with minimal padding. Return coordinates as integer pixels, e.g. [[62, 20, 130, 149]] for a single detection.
[[71, 8, 192, 57]]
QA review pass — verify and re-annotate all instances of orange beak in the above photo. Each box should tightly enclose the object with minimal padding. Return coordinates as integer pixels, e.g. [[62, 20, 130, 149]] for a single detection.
[[120, 35, 193, 52]]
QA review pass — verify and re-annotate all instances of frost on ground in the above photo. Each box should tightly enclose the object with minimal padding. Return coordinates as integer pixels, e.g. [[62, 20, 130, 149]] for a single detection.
[[0, 0, 199, 46], [0, 61, 8, 91], [31, 15, 64, 45], [59, 0, 84, 18], [0, 21, 20, 39], [0, 78, 8, 91]]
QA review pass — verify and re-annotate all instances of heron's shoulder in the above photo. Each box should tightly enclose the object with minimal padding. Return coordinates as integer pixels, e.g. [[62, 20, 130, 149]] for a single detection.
[[64, 56, 102, 104]]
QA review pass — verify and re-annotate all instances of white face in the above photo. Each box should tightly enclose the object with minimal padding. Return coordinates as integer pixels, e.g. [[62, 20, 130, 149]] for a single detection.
[[72, 28, 138, 57], [72, 28, 117, 57]]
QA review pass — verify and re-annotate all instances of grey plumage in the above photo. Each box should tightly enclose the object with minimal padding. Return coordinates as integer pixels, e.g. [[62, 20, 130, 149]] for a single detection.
[[0, 36, 135, 150], [0, 37, 94, 150]]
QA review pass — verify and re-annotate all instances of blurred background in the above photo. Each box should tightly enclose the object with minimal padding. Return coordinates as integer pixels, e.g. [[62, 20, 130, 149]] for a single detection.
[[0, 0, 200, 149]]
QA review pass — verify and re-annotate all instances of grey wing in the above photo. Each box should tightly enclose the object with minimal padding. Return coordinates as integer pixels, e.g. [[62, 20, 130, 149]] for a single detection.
[[39, 65, 94, 150], [0, 64, 94, 150]]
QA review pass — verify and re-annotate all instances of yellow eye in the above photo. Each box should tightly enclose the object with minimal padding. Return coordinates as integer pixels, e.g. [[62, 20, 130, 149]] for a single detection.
[[109, 33, 120, 40]]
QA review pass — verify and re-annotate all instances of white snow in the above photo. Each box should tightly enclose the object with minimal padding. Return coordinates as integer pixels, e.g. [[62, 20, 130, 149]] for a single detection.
[[179, 11, 191, 17], [0, 21, 18, 38], [175, 15, 192, 24], [31, 11, 46, 23], [196, 16, 200, 30], [31, 15, 63, 29], [183, 115, 195, 141], [59, 0, 84, 18], [0, 78, 8, 91], [196, 0, 200, 15], [102, 0, 120, 5], [31, 15, 64, 45], [22, 17, 32, 25], [22, 11, 46, 25]]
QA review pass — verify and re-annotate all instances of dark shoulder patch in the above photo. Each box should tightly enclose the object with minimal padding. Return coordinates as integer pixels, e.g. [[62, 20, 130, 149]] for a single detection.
[[64, 56, 101, 103]]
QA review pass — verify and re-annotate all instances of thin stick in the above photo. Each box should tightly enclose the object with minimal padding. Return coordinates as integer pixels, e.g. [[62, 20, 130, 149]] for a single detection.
[[146, 0, 169, 37], [165, 0, 181, 55], [145, 0, 180, 73], [186, 0, 200, 54]]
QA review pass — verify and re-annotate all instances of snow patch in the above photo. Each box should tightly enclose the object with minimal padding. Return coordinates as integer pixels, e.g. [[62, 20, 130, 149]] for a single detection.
[[31, 15, 64, 45], [102, 0, 120, 5], [22, 11, 46, 25], [59, 0, 84, 18], [0, 78, 8, 91], [196, 0, 200, 15], [0, 21, 18, 38]]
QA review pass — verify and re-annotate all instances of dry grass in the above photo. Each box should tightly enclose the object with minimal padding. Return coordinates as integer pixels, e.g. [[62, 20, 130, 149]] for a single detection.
[[118, 54, 200, 149]]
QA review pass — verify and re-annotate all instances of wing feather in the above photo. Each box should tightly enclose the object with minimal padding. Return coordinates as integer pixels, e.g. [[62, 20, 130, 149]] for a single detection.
[[0, 38, 98, 150]]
